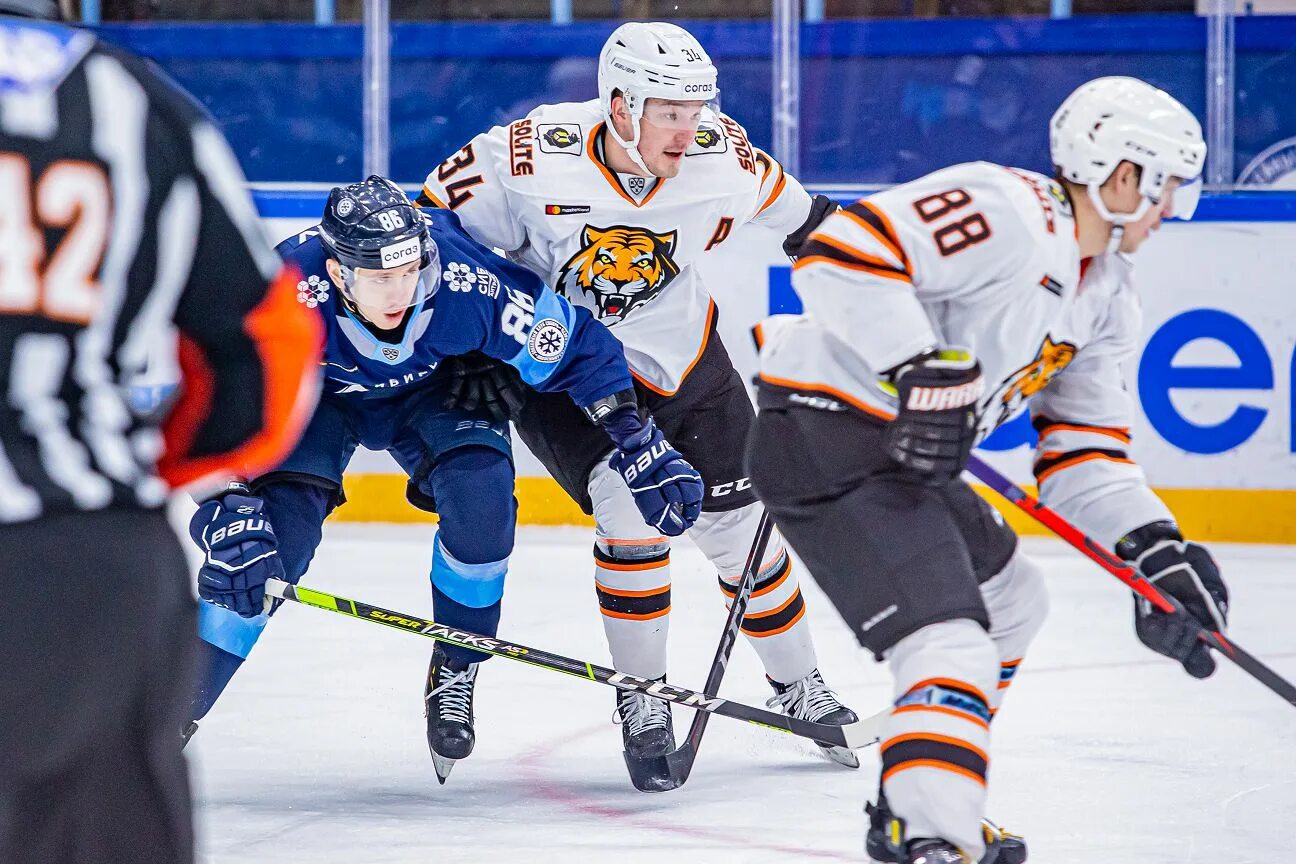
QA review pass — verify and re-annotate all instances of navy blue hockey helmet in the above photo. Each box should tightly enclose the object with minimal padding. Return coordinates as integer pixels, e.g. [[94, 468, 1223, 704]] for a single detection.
[[319, 176, 435, 273]]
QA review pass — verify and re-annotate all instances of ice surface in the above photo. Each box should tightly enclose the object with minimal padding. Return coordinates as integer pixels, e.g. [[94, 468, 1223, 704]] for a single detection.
[[190, 526, 1296, 863]]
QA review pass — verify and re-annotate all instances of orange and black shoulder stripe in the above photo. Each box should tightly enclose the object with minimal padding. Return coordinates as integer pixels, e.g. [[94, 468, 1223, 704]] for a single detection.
[[795, 233, 912, 284], [841, 200, 911, 273]]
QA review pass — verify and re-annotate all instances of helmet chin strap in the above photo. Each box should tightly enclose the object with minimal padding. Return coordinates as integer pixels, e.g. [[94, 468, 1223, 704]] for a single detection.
[[1086, 183, 1153, 254], [604, 96, 654, 176]]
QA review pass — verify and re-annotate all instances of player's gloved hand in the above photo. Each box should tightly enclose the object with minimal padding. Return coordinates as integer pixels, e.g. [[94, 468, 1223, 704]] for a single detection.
[[882, 350, 984, 485], [602, 405, 704, 537], [188, 483, 284, 618], [442, 351, 526, 423], [783, 194, 840, 260], [1118, 521, 1229, 679]]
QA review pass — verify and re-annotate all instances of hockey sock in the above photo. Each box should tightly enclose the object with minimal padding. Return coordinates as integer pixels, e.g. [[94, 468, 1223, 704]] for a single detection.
[[978, 550, 1048, 715], [190, 640, 247, 722], [594, 539, 671, 679], [720, 547, 817, 685], [882, 619, 997, 860], [430, 582, 502, 668]]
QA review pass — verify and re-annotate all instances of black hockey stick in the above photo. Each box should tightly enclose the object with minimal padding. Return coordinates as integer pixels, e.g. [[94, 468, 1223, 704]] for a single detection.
[[625, 510, 776, 792], [264, 578, 889, 746], [967, 454, 1296, 708]]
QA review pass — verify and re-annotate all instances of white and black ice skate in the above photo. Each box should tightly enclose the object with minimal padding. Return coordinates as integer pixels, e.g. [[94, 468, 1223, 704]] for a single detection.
[[766, 669, 861, 768], [866, 795, 1027, 864], [424, 646, 479, 785], [613, 682, 677, 792]]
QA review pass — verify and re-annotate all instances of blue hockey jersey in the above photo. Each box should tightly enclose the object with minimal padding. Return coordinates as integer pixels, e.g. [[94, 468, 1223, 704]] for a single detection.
[[275, 208, 632, 408]]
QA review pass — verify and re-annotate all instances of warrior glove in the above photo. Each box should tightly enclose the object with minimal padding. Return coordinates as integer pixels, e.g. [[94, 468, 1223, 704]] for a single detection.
[[883, 350, 984, 485]]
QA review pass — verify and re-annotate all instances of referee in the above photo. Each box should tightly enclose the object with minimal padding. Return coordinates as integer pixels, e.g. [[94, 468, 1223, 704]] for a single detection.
[[0, 3, 322, 863]]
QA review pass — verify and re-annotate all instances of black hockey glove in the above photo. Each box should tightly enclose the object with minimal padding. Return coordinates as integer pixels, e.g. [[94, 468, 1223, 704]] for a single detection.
[[188, 483, 284, 618], [441, 351, 526, 422], [882, 350, 984, 485], [782, 194, 840, 260], [1118, 521, 1229, 679]]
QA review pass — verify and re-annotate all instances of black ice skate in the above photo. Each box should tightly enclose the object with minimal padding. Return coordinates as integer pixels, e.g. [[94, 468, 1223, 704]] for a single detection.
[[866, 794, 1027, 864], [766, 669, 860, 768], [424, 646, 479, 785], [904, 840, 971, 864], [613, 682, 677, 792]]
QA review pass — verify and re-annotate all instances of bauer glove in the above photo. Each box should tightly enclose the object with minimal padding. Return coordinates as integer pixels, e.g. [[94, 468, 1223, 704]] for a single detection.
[[602, 405, 704, 537], [189, 483, 284, 618]]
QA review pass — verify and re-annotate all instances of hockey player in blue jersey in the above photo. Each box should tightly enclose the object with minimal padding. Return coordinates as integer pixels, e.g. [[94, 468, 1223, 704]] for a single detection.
[[186, 177, 704, 781]]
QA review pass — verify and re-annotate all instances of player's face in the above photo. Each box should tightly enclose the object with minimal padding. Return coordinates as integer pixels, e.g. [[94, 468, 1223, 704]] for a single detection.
[[1119, 177, 1182, 253], [628, 98, 707, 178], [328, 258, 423, 327]]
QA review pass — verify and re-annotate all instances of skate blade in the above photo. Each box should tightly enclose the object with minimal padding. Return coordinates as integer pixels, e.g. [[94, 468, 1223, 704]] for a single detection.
[[181, 721, 198, 749], [818, 742, 860, 769], [431, 753, 457, 785]]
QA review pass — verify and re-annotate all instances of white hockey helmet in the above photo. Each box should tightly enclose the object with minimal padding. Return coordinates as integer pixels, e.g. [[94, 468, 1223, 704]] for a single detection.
[[597, 22, 719, 174], [1050, 76, 1206, 224]]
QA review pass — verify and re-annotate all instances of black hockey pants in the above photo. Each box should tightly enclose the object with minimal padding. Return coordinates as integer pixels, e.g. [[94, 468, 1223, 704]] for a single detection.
[[0, 508, 196, 864]]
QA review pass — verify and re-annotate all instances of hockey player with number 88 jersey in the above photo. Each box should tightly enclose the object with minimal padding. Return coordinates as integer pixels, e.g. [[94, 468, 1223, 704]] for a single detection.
[[420, 21, 859, 786], [747, 78, 1230, 862]]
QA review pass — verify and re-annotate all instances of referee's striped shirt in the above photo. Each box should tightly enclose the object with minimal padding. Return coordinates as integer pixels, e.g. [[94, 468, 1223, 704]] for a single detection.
[[0, 16, 322, 525]]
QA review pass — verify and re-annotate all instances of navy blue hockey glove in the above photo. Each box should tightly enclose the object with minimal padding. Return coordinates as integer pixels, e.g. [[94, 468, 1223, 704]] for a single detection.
[[188, 484, 284, 618], [1118, 521, 1229, 679], [883, 350, 984, 486], [602, 406, 704, 537], [442, 351, 526, 422]]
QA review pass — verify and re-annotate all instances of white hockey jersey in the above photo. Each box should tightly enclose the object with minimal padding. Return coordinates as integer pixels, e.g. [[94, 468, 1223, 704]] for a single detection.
[[756, 162, 1173, 548], [420, 99, 813, 395]]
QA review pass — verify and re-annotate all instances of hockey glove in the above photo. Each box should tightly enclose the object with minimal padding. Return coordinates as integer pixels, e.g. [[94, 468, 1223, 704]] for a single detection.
[[783, 194, 840, 260], [442, 352, 526, 423], [1118, 521, 1229, 679], [602, 405, 704, 537], [882, 350, 984, 485], [188, 483, 284, 618]]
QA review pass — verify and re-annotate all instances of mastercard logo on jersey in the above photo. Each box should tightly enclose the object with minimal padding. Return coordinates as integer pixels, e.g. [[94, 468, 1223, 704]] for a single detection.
[[545, 204, 591, 216], [556, 225, 680, 322]]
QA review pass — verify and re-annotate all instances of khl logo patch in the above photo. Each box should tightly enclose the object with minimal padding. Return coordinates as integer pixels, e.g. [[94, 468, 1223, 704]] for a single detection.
[[527, 318, 568, 363]]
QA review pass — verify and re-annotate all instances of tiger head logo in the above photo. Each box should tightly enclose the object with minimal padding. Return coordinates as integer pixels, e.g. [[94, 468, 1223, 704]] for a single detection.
[[992, 334, 1078, 426], [556, 225, 680, 322]]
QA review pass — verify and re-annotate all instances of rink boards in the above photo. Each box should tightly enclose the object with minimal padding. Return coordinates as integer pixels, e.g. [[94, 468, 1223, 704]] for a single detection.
[[243, 193, 1295, 543]]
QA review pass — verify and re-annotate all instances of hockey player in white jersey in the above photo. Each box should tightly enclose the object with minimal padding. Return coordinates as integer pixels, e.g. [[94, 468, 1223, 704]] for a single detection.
[[419, 21, 858, 785], [746, 77, 1229, 862]]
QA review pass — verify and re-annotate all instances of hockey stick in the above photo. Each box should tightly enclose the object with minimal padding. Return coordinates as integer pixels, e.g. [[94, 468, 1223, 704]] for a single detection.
[[966, 454, 1296, 708], [264, 578, 889, 747], [629, 510, 775, 792]]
